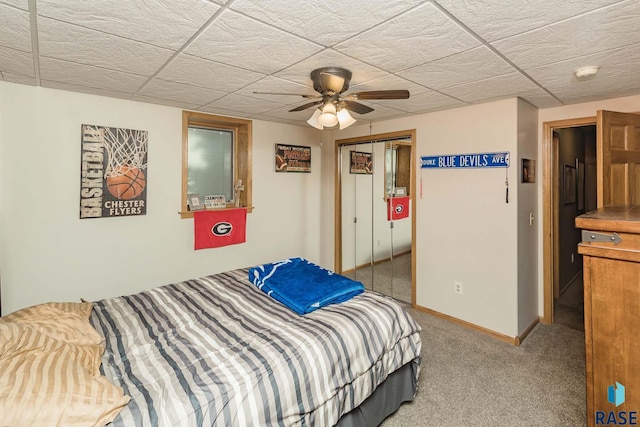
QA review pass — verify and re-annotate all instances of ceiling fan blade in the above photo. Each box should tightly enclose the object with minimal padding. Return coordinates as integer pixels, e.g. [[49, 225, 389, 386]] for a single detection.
[[320, 72, 346, 93], [253, 91, 319, 99], [347, 90, 410, 100], [289, 100, 323, 112], [343, 100, 374, 114]]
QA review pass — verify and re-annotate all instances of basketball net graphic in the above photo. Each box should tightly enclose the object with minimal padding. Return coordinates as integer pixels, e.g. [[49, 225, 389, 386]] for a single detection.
[[102, 127, 148, 178]]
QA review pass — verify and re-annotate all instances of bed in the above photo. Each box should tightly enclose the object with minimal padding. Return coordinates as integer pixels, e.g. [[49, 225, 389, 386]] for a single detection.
[[1, 265, 422, 426]]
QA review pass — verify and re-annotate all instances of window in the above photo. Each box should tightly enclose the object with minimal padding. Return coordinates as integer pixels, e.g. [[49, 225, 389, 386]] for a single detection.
[[181, 111, 252, 218]]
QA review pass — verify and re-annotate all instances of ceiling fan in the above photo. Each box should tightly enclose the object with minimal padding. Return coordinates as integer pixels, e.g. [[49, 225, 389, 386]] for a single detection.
[[254, 67, 410, 129]]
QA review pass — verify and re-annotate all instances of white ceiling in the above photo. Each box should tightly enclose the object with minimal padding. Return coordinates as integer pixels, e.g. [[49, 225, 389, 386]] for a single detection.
[[2, 0, 640, 127]]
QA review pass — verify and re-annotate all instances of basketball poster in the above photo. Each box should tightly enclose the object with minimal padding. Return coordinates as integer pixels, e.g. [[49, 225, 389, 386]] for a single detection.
[[80, 124, 148, 219]]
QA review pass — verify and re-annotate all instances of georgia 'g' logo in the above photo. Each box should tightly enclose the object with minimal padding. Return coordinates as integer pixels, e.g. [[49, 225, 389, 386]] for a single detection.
[[212, 222, 232, 236], [395, 205, 404, 214]]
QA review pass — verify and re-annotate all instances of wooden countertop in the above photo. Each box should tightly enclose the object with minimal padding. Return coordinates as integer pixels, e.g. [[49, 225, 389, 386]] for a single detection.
[[575, 205, 640, 234]]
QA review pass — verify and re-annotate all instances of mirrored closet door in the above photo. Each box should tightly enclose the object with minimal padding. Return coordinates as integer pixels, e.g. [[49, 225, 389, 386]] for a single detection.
[[336, 131, 415, 304]]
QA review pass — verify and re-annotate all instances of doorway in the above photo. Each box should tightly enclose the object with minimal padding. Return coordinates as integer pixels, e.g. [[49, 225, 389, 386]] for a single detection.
[[542, 117, 596, 325], [334, 130, 416, 305]]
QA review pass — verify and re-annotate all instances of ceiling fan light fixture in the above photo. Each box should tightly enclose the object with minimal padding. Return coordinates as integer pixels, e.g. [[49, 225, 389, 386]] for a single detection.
[[318, 103, 339, 127], [307, 108, 323, 129], [337, 108, 356, 129]]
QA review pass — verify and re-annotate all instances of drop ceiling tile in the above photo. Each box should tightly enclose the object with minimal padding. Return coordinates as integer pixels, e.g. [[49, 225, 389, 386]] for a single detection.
[[39, 57, 148, 93], [441, 72, 542, 104], [249, 113, 296, 125], [547, 76, 640, 105], [492, 0, 640, 70], [348, 74, 431, 96], [41, 80, 133, 100], [0, 4, 31, 52], [235, 76, 317, 103], [274, 49, 388, 88], [139, 79, 227, 106], [186, 10, 323, 74], [231, 0, 423, 46], [202, 93, 286, 115], [38, 17, 174, 76], [371, 89, 466, 113], [0, 0, 29, 11], [0, 45, 34, 76], [37, 0, 220, 50], [526, 43, 640, 104], [0, 0, 28, 10], [335, 3, 480, 73], [436, 0, 623, 42], [131, 95, 201, 111], [398, 46, 515, 90], [348, 103, 409, 122], [196, 105, 256, 119], [526, 42, 640, 88], [259, 103, 321, 122], [518, 89, 563, 109], [156, 54, 265, 93], [2, 72, 36, 85]]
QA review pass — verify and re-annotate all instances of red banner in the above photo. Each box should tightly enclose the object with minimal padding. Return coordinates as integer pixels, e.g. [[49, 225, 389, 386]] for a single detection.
[[387, 196, 410, 220], [194, 208, 246, 250]]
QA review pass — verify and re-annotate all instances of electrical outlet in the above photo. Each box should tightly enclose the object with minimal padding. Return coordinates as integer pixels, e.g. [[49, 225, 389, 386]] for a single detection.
[[454, 281, 463, 295]]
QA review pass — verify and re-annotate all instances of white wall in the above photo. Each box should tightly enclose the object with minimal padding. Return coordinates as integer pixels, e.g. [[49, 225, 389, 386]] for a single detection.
[[535, 93, 640, 315], [323, 94, 640, 338], [325, 99, 521, 337], [0, 82, 322, 315], [6, 78, 638, 334]]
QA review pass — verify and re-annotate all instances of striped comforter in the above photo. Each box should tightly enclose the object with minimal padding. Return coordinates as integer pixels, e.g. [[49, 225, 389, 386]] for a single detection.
[[90, 268, 422, 426]]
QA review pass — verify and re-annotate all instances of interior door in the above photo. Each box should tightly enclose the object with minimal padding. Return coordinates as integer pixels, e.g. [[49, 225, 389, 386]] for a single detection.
[[597, 110, 640, 207]]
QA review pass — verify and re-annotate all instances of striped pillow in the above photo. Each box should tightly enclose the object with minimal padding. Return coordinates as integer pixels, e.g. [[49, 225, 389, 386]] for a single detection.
[[0, 302, 130, 426]]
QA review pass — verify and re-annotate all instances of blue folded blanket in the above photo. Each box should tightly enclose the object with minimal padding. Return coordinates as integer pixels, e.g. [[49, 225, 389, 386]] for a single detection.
[[248, 257, 365, 315]]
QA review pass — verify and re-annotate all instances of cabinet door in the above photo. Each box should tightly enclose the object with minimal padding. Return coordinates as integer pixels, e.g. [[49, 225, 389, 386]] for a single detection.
[[584, 254, 640, 420]]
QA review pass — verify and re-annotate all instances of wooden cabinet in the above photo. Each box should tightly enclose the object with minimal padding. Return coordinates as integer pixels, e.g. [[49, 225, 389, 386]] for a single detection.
[[576, 206, 640, 426]]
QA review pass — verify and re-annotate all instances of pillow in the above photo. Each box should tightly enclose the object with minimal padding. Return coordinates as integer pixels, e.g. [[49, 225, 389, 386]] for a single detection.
[[0, 301, 101, 346], [0, 302, 130, 426]]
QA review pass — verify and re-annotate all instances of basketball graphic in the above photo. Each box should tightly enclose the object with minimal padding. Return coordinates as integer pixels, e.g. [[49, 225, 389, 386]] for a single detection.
[[106, 165, 146, 200]]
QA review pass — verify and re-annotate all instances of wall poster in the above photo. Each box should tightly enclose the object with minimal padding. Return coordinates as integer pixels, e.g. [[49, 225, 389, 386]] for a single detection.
[[350, 151, 373, 174], [80, 124, 148, 219], [275, 144, 311, 173]]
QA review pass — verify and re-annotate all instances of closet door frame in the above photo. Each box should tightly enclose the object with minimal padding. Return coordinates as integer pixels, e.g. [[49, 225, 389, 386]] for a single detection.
[[334, 129, 417, 307]]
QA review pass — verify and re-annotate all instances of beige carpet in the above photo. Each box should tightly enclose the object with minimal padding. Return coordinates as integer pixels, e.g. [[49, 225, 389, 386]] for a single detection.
[[381, 306, 586, 427]]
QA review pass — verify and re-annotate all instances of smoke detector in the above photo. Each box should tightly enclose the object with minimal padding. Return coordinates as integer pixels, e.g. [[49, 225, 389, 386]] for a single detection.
[[574, 66, 600, 80]]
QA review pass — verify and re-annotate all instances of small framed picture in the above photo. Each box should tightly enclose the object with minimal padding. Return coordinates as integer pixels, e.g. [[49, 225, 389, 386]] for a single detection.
[[521, 158, 536, 183], [204, 195, 226, 209], [350, 151, 373, 174], [275, 144, 311, 173], [187, 193, 204, 211]]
